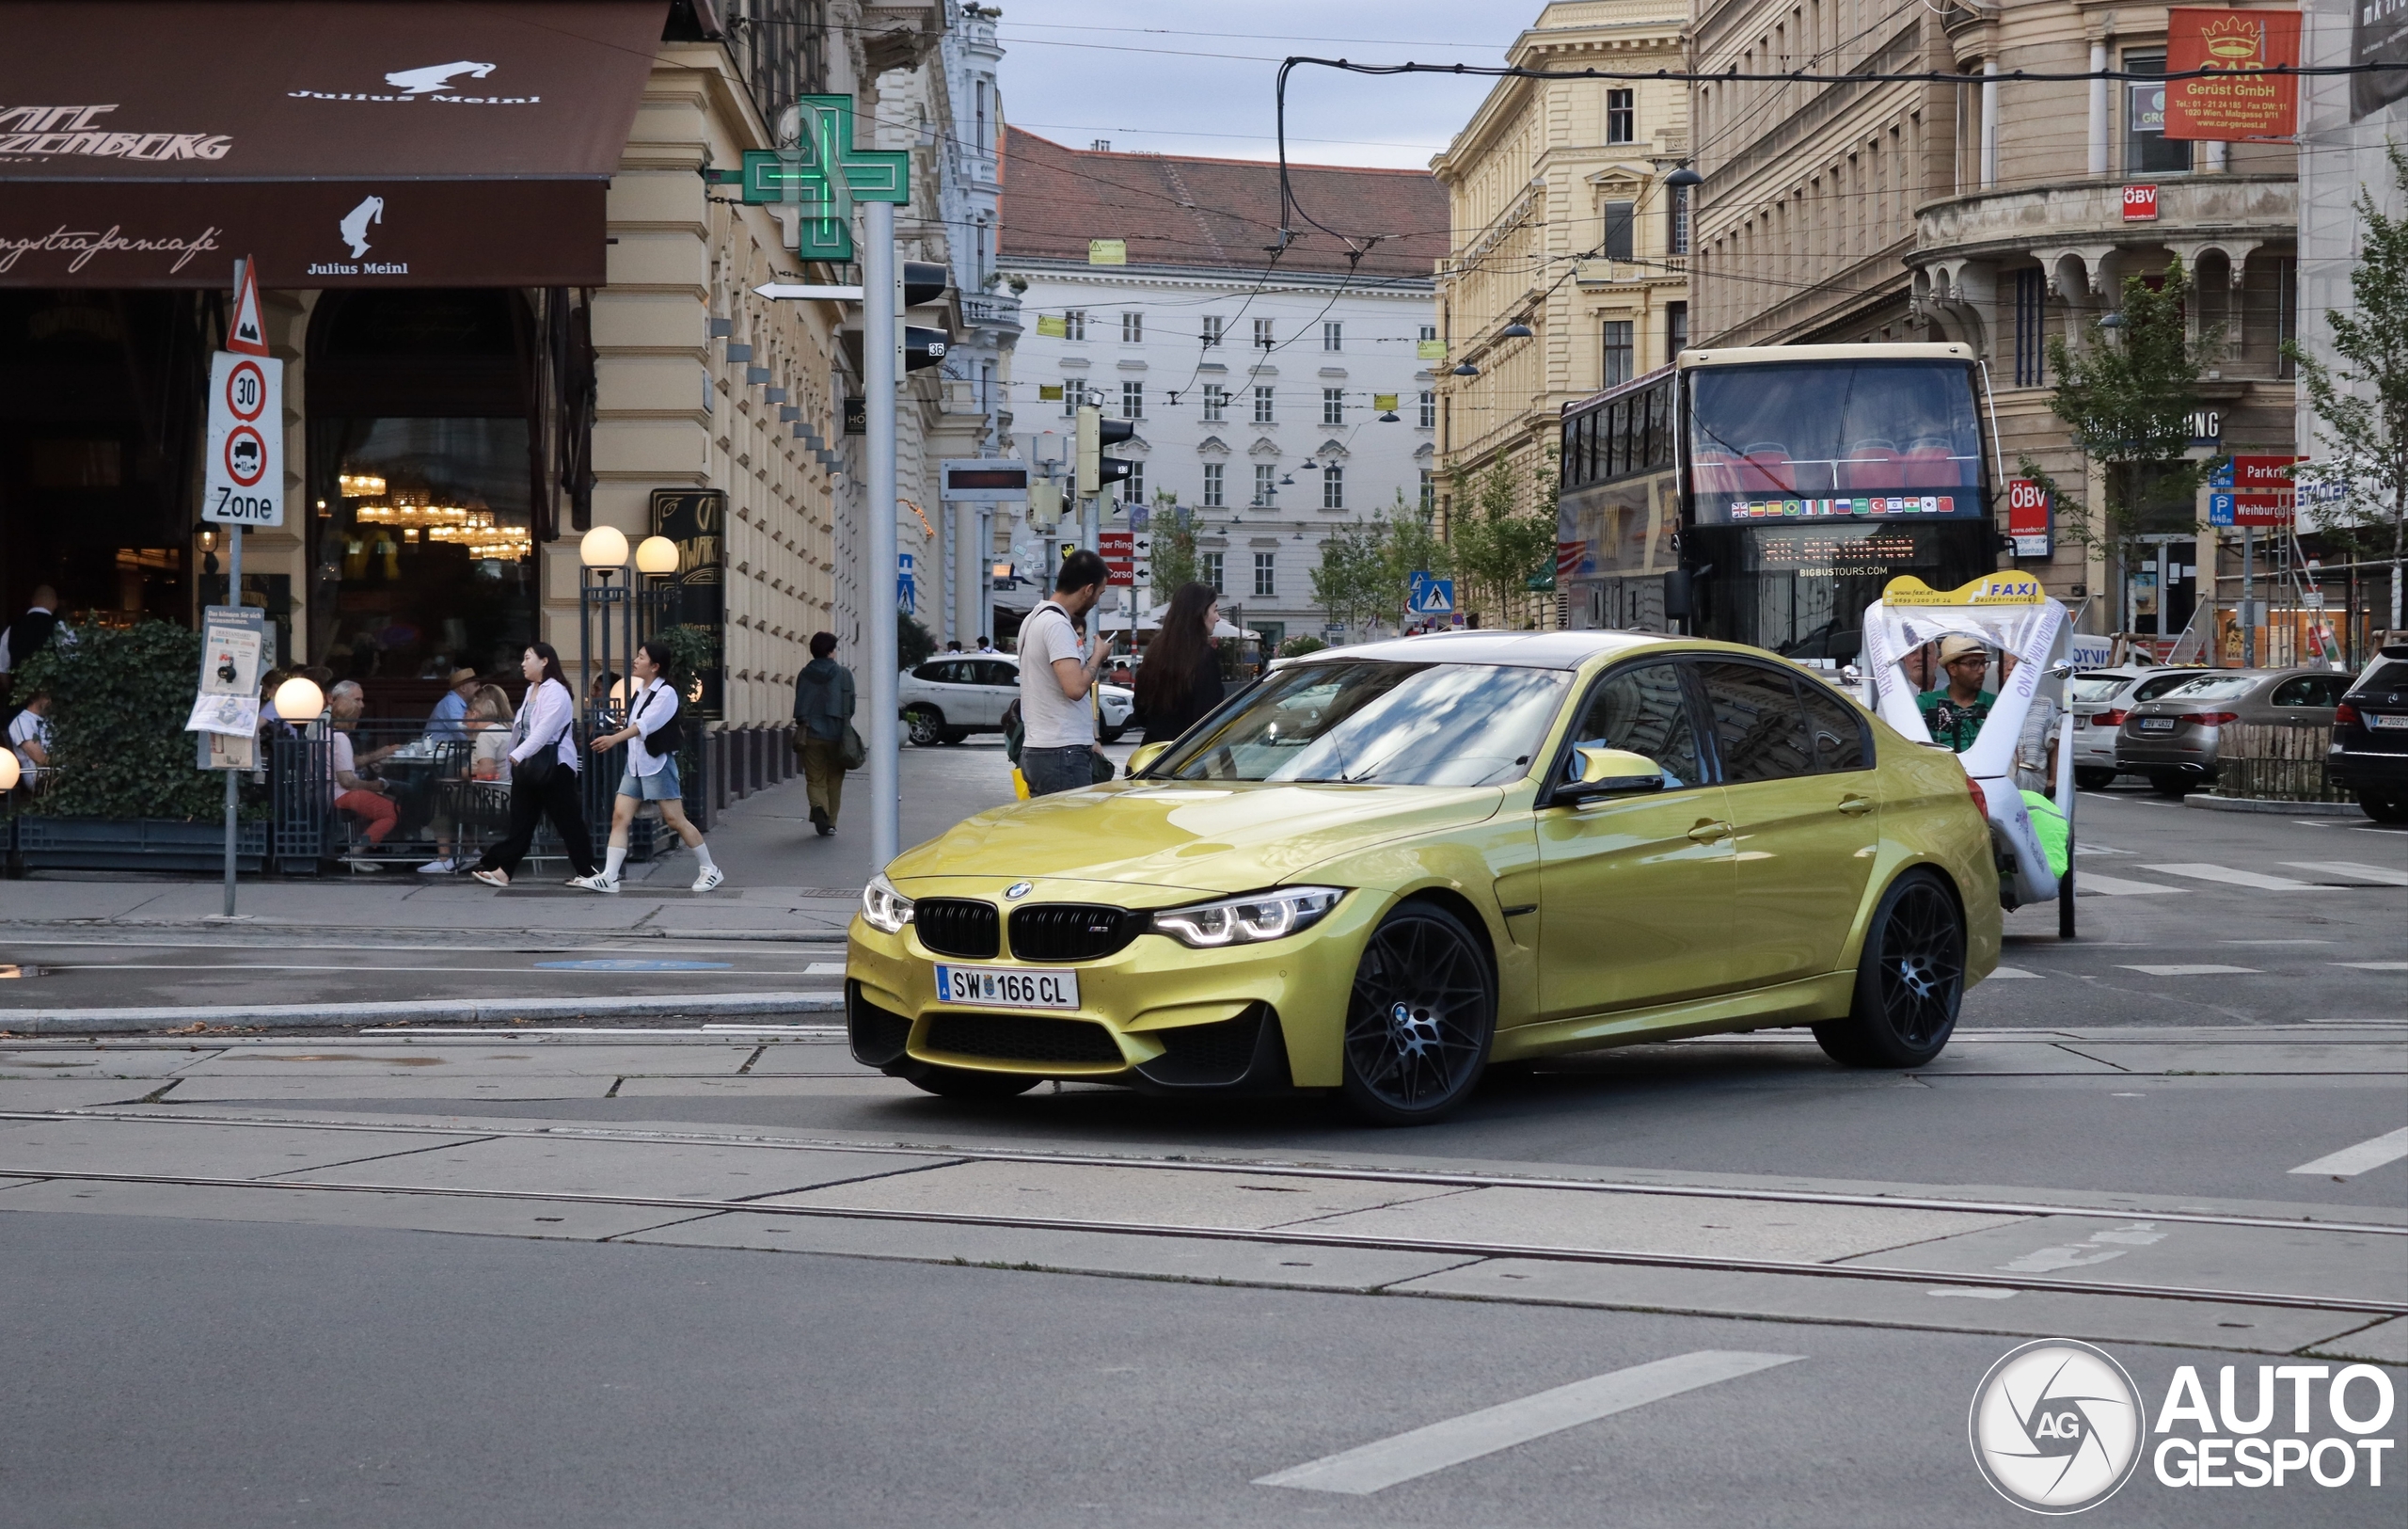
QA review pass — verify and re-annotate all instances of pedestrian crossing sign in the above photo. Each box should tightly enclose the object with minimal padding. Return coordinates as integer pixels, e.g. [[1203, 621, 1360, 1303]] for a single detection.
[[1409, 572, 1454, 615]]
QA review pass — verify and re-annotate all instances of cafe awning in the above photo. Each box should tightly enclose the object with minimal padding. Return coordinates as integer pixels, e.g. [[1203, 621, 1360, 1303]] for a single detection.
[[0, 1, 667, 289]]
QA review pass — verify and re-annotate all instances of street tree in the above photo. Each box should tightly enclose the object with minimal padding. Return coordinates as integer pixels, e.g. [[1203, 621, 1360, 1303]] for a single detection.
[[1310, 514, 1387, 636], [1448, 453, 1558, 629], [1148, 492, 1199, 607], [2285, 140, 2408, 632]]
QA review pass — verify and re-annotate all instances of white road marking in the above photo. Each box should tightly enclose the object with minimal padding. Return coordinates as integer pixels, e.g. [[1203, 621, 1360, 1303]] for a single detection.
[[1927, 1287, 2018, 1299], [2118, 964, 2262, 977], [2073, 843, 2133, 856], [1998, 1222, 2165, 1274], [2286, 861, 2408, 887], [1988, 966, 2043, 980], [1253, 1350, 1803, 1495], [2150, 864, 2334, 892], [2221, 939, 2334, 946], [2289, 1126, 2408, 1178], [2336, 962, 2408, 971], [2071, 873, 2180, 896], [805, 962, 848, 975]]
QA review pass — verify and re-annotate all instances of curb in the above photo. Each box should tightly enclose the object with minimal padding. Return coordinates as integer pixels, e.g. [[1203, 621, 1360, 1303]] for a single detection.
[[1, 990, 846, 1037], [2183, 795, 2368, 818]]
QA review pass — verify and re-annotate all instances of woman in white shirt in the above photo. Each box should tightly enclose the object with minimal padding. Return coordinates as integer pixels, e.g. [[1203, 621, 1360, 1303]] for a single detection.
[[468, 643, 601, 888], [572, 638, 721, 893]]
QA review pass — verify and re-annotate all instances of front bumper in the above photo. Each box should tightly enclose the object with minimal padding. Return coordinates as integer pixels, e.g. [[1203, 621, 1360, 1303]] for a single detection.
[[844, 886, 1379, 1091]]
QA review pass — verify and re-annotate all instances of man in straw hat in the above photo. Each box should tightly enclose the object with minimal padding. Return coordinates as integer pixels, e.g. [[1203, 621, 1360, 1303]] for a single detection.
[[428, 665, 481, 742], [1918, 633, 1998, 753]]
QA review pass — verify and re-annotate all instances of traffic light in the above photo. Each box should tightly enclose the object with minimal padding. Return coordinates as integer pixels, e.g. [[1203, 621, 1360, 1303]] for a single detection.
[[1074, 404, 1136, 496], [901, 261, 947, 307], [904, 325, 948, 372]]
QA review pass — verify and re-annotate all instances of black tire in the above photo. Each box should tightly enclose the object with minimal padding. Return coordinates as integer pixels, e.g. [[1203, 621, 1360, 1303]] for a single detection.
[[2360, 794, 2408, 825], [2074, 767, 2117, 791], [940, 728, 970, 744], [1813, 870, 1966, 1068], [1101, 725, 1126, 745], [907, 1066, 1041, 1100], [905, 707, 943, 746], [2148, 773, 2193, 799], [1340, 901, 1495, 1125]]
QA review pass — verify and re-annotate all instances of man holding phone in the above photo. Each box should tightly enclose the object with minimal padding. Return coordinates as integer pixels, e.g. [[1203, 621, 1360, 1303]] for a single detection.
[[1017, 549, 1117, 796]]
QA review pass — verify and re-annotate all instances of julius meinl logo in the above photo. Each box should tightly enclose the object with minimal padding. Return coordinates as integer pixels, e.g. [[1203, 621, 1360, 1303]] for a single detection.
[[287, 60, 540, 106], [1970, 1338, 2398, 1513]]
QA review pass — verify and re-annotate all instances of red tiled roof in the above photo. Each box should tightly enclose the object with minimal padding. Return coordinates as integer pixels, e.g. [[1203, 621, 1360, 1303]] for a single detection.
[[998, 127, 1445, 283]]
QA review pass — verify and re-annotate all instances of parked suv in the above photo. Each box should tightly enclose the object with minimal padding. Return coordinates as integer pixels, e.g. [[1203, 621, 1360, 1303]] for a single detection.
[[896, 654, 1133, 746], [2115, 666, 2350, 797], [2329, 644, 2408, 823], [2065, 666, 2210, 789]]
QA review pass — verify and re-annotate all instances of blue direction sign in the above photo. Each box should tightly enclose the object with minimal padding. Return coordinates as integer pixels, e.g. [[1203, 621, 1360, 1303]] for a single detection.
[[726, 95, 911, 261], [1409, 572, 1454, 615]]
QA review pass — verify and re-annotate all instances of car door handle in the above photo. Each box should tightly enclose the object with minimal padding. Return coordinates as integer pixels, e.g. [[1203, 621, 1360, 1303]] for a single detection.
[[1687, 820, 1732, 844], [1837, 795, 1874, 817]]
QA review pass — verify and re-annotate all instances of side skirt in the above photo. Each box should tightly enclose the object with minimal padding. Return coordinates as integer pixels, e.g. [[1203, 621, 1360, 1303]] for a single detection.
[[1490, 972, 1857, 1061]]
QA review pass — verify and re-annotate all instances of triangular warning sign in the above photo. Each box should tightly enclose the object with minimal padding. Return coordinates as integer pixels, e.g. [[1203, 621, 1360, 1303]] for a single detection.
[[227, 261, 269, 357]]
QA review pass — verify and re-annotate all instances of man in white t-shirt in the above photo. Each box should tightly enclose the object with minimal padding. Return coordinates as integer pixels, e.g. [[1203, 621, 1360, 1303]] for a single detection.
[[8, 691, 54, 778], [1016, 549, 1117, 796]]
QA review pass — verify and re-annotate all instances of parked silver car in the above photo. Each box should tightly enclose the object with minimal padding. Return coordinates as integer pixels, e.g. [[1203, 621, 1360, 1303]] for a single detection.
[[896, 653, 1133, 745], [2064, 665, 2211, 789], [2115, 666, 2351, 797]]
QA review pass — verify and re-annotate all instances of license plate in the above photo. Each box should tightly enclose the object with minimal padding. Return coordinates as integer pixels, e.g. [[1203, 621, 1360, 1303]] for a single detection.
[[2137, 717, 2176, 732], [2369, 713, 2408, 731], [934, 964, 1080, 1010]]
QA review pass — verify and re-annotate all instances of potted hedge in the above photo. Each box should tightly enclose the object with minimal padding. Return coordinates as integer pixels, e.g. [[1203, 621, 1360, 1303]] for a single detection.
[[9, 620, 272, 872]]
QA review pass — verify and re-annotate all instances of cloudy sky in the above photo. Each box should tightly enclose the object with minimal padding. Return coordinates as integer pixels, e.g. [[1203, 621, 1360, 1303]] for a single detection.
[[987, 3, 1523, 170]]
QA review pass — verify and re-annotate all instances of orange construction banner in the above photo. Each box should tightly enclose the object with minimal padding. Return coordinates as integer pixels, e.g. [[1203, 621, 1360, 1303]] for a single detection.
[[2164, 7, 2303, 139]]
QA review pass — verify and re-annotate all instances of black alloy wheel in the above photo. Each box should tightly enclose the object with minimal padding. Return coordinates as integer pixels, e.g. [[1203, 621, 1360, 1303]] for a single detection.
[[1814, 870, 1965, 1068], [1340, 902, 1495, 1125], [907, 1065, 1041, 1100], [905, 708, 943, 746]]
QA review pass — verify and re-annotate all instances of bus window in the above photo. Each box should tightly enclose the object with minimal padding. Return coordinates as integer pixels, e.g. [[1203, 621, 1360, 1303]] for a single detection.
[[1688, 360, 1984, 518]]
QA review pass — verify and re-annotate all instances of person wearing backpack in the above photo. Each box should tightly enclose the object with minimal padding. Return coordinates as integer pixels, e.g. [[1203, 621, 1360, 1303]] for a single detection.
[[574, 637, 721, 893], [792, 630, 858, 836]]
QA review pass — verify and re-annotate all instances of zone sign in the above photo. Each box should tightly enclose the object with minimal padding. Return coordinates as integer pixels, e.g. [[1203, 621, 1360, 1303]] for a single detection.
[[204, 351, 284, 526]]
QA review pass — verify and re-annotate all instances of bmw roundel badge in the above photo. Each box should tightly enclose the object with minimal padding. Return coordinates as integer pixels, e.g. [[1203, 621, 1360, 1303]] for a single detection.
[[1004, 882, 1034, 900]]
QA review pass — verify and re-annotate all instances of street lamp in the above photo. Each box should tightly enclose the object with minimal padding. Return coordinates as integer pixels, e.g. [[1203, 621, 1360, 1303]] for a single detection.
[[1500, 321, 1533, 339], [1664, 164, 1704, 188], [1452, 361, 1480, 376], [578, 525, 633, 723], [273, 675, 325, 725], [635, 535, 680, 575]]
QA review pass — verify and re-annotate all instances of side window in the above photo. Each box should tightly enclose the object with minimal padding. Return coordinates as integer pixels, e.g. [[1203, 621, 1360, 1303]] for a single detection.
[[911, 662, 948, 683], [1566, 662, 1703, 788], [2271, 677, 2316, 707], [1700, 661, 1815, 783], [977, 661, 1017, 687], [2314, 676, 2349, 707], [1798, 681, 1872, 772]]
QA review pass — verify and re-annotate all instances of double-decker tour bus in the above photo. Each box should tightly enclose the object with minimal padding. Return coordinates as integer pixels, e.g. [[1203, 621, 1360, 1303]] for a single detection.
[[1557, 342, 2000, 666]]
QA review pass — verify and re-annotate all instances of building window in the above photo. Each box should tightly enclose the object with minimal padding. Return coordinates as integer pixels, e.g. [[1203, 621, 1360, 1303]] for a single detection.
[[1202, 461, 1225, 506], [2275, 256, 2297, 378], [1254, 551, 1276, 597], [1253, 463, 1275, 505], [1253, 317, 1275, 348], [1322, 465, 1344, 510], [1121, 459, 1144, 502], [1201, 315, 1223, 348], [1669, 183, 1691, 255], [1323, 321, 1343, 352], [1607, 88, 1636, 145], [1666, 302, 1687, 358], [2012, 268, 2047, 388], [1121, 311, 1144, 343], [1602, 320, 1634, 387], [1202, 551, 1225, 593], [1062, 310, 1085, 342], [1253, 385, 1275, 423], [1061, 379, 1080, 417], [1120, 381, 1144, 419], [1418, 390, 1435, 429], [2124, 54, 2192, 175], [1202, 383, 1227, 421], [1419, 323, 1438, 343], [1604, 200, 1636, 263], [1419, 469, 1435, 512], [1322, 388, 1345, 425]]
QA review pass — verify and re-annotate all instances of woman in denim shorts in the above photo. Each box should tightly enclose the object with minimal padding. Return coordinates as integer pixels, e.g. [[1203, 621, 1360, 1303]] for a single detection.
[[572, 638, 723, 893]]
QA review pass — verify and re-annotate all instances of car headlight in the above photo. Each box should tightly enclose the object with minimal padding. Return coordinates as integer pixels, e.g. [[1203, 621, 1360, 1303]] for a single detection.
[[861, 873, 915, 934], [1149, 886, 1344, 948]]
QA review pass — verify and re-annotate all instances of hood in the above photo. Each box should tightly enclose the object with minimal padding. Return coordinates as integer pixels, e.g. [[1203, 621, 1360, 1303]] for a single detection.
[[884, 781, 1506, 898]]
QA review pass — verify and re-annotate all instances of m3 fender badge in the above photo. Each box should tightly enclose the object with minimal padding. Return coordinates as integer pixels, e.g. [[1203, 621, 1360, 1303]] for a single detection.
[[1004, 882, 1034, 900]]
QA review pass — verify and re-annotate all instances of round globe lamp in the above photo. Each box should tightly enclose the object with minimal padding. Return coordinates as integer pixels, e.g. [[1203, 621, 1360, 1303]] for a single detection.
[[635, 535, 680, 575], [273, 676, 325, 724]]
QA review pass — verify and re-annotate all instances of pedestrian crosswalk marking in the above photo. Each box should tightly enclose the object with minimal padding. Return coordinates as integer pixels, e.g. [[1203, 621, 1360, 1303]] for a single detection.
[[2150, 864, 2335, 892], [2335, 962, 2408, 971], [2117, 964, 2262, 977], [1988, 966, 2043, 979], [2289, 1125, 2408, 1178], [2072, 872, 2179, 896], [2285, 861, 2408, 887]]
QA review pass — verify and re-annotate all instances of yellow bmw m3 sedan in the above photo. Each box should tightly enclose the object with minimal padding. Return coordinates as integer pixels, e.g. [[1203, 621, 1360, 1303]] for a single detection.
[[847, 630, 2000, 1124]]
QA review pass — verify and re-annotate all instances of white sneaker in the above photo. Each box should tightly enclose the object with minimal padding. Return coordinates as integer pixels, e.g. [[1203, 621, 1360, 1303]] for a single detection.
[[418, 858, 455, 875], [568, 872, 620, 895], [690, 865, 724, 893], [341, 855, 384, 873]]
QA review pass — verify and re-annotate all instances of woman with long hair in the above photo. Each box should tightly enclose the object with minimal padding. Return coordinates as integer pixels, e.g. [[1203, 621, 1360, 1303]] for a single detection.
[[573, 637, 721, 893], [1135, 581, 1226, 744], [469, 643, 600, 888]]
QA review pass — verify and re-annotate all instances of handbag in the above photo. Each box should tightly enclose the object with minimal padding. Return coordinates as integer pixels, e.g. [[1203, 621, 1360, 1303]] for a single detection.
[[1088, 748, 1117, 785], [839, 722, 868, 771], [513, 703, 572, 789]]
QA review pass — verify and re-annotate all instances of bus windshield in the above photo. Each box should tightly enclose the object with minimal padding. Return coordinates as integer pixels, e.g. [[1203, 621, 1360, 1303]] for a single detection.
[[1688, 360, 1985, 524]]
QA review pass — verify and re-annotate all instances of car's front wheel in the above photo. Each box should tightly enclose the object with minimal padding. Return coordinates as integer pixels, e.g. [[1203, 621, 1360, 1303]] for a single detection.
[[1101, 724, 1126, 744], [905, 707, 943, 746], [2360, 793, 2407, 824], [2074, 767, 2117, 791], [1813, 869, 1965, 1068], [1340, 901, 1495, 1125], [907, 1066, 1041, 1100]]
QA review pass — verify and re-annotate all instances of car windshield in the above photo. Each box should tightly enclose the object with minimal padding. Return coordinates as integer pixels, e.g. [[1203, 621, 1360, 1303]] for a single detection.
[[1149, 661, 1569, 786], [2357, 659, 2408, 693], [2068, 675, 2130, 703], [2163, 675, 2258, 701]]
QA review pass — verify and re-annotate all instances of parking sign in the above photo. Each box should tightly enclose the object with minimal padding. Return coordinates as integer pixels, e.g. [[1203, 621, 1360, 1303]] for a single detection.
[[203, 351, 284, 526]]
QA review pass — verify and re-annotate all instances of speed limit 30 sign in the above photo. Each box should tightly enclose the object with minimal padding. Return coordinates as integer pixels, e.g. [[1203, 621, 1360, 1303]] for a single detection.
[[204, 351, 284, 526]]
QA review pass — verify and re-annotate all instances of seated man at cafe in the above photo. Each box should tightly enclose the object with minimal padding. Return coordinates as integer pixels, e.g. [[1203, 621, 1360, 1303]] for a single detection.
[[8, 689, 54, 787], [1917, 634, 2000, 753], [327, 680, 399, 868], [427, 666, 480, 742]]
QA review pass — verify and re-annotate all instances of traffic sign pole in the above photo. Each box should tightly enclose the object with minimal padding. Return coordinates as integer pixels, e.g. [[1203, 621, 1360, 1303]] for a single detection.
[[864, 198, 900, 869], [223, 257, 247, 917]]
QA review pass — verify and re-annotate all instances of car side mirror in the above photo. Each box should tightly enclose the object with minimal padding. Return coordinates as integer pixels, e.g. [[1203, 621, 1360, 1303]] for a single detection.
[[1556, 746, 1665, 802], [1126, 741, 1171, 777]]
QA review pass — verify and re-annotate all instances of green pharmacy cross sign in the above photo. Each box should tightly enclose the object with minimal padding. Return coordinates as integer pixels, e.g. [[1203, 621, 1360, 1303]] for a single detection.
[[725, 94, 909, 261]]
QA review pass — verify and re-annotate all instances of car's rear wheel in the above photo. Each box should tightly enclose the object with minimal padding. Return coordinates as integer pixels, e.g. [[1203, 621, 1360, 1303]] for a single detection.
[[2147, 772, 2193, 799], [2360, 793, 2408, 824], [2074, 767, 2117, 791], [940, 727, 970, 744], [1813, 870, 1964, 1069], [906, 1065, 1041, 1100], [1101, 724, 1126, 744], [905, 707, 943, 746], [1340, 901, 1494, 1125]]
